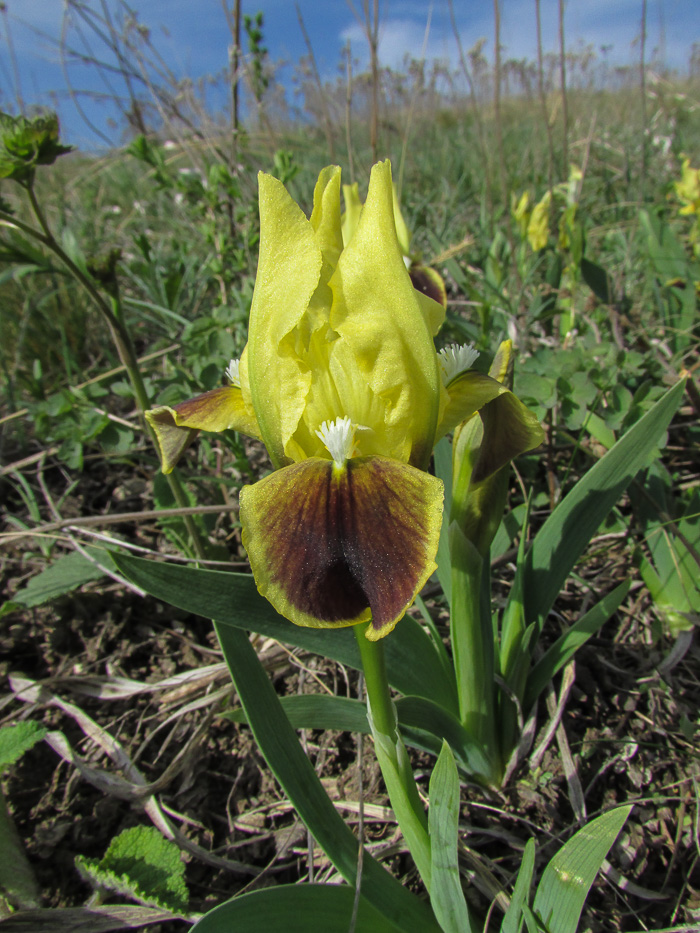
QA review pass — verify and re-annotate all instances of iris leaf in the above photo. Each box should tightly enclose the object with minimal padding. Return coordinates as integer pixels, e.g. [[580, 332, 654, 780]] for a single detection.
[[213, 622, 440, 932], [113, 554, 457, 712], [522, 379, 685, 634], [191, 883, 403, 932]]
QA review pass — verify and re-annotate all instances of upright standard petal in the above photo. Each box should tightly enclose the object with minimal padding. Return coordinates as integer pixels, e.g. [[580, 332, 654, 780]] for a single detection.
[[341, 182, 363, 246], [329, 160, 442, 470], [246, 172, 324, 468], [240, 456, 444, 641]]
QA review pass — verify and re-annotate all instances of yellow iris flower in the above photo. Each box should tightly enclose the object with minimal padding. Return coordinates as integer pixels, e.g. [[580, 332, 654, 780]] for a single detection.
[[146, 161, 543, 639], [527, 190, 552, 252], [675, 158, 700, 216]]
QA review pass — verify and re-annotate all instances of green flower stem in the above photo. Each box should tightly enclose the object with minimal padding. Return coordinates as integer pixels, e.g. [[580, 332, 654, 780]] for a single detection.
[[354, 625, 397, 739], [354, 625, 433, 890], [0, 201, 207, 560], [449, 524, 501, 783]]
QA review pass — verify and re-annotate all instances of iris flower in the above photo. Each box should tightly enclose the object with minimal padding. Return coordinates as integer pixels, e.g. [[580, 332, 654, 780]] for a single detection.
[[146, 160, 542, 640], [527, 190, 551, 252], [675, 157, 700, 216]]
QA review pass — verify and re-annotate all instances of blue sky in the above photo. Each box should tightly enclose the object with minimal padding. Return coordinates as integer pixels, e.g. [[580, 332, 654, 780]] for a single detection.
[[1, 0, 698, 150]]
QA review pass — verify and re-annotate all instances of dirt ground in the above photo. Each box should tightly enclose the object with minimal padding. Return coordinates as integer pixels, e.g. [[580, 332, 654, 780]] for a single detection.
[[1, 447, 699, 932]]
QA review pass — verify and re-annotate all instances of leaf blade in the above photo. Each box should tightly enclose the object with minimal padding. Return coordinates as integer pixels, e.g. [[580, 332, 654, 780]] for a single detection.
[[532, 806, 632, 933], [523, 380, 685, 631]]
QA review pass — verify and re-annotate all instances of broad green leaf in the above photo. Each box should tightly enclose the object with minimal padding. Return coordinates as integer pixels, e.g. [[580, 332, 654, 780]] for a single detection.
[[0, 792, 41, 908], [115, 554, 457, 712], [636, 547, 697, 635], [523, 580, 631, 712], [580, 257, 613, 305], [224, 694, 369, 732], [191, 883, 401, 932], [214, 623, 441, 932], [523, 380, 685, 633], [639, 210, 697, 351], [583, 410, 616, 450], [500, 837, 536, 933], [5, 549, 115, 610], [0, 722, 47, 771], [75, 826, 189, 913], [632, 478, 700, 636], [498, 511, 534, 770], [449, 524, 499, 775], [395, 697, 493, 782], [522, 904, 543, 933], [225, 693, 493, 781], [491, 503, 527, 562], [428, 742, 472, 933], [532, 806, 632, 933]]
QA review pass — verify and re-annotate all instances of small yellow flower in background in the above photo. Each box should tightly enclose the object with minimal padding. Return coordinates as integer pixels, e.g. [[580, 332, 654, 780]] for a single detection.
[[675, 157, 700, 216], [511, 190, 531, 239], [146, 161, 543, 640], [527, 190, 551, 251]]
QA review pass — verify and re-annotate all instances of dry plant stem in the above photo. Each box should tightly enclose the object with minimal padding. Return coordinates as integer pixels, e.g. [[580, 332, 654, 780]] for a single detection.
[[344, 43, 355, 183], [0, 344, 178, 428], [535, 0, 555, 195], [529, 661, 576, 770], [492, 0, 507, 211], [546, 409, 558, 509], [348, 0, 381, 163], [0, 4, 25, 113], [36, 455, 147, 597], [221, 0, 241, 241], [558, 0, 569, 172], [59, 3, 130, 147], [225, 0, 242, 152], [368, 0, 380, 163], [2, 192, 206, 559], [448, 0, 492, 218], [492, 0, 521, 294], [12, 673, 252, 873], [397, 7, 432, 200], [0, 503, 238, 540], [639, 0, 648, 199], [296, 3, 335, 161]]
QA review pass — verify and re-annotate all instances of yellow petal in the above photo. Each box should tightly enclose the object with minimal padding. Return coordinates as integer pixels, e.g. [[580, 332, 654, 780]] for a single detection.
[[246, 172, 323, 467], [240, 456, 444, 640], [527, 190, 551, 251], [488, 339, 512, 384], [329, 160, 441, 469], [146, 385, 260, 473], [392, 182, 412, 256], [341, 181, 363, 246], [311, 165, 344, 273]]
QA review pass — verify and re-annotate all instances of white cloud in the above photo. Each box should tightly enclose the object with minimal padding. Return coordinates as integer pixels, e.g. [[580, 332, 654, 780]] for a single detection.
[[341, 15, 456, 71], [341, 0, 693, 76]]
